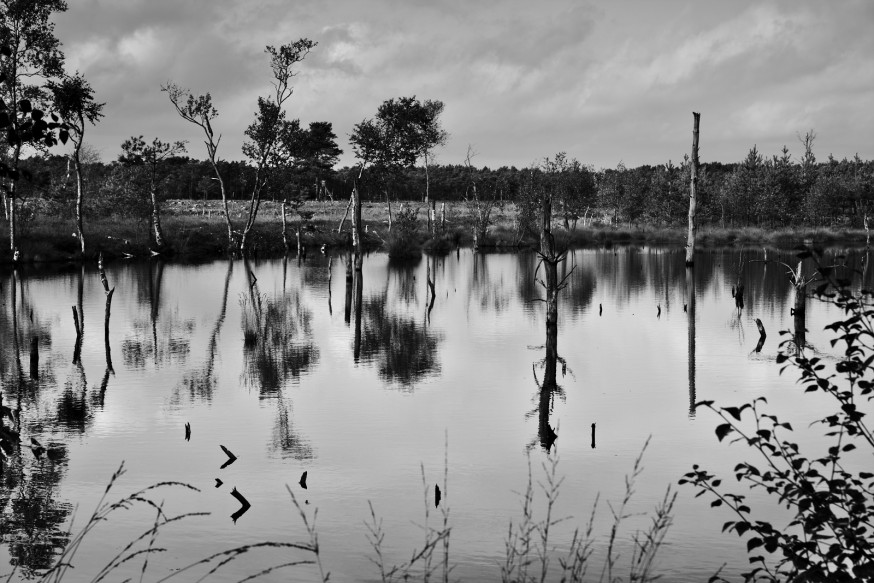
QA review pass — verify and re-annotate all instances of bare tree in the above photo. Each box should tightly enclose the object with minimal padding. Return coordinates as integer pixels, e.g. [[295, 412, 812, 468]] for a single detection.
[[162, 83, 235, 249]]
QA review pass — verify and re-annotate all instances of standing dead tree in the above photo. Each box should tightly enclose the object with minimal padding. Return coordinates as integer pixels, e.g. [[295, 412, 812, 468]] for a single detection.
[[685, 112, 700, 266]]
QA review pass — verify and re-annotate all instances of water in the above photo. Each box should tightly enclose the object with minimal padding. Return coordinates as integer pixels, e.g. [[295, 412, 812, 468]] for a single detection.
[[0, 246, 865, 581]]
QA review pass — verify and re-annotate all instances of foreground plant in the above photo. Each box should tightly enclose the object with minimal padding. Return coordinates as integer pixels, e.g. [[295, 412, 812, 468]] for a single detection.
[[503, 439, 676, 583], [0, 462, 322, 583], [682, 249, 874, 582]]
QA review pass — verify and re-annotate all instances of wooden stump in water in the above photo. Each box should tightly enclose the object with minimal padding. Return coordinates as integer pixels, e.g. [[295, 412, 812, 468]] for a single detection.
[[29, 336, 38, 380]]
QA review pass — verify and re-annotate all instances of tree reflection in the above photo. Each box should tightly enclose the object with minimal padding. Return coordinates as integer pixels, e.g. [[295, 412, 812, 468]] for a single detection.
[[269, 400, 314, 461], [687, 266, 697, 417], [0, 270, 72, 574], [358, 293, 442, 389], [241, 266, 320, 397], [173, 260, 233, 404], [387, 256, 421, 306], [0, 451, 72, 577], [121, 261, 192, 370], [559, 250, 596, 315], [528, 327, 566, 452]]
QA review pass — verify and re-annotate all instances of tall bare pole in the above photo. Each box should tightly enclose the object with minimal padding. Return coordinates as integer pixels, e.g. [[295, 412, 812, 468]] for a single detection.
[[685, 112, 700, 266]]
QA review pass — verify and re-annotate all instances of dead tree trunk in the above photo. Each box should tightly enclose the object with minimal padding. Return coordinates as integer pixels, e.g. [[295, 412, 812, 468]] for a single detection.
[[386, 191, 393, 233], [541, 194, 559, 357], [74, 153, 86, 255], [150, 185, 166, 251], [793, 263, 807, 350], [281, 199, 290, 255], [98, 254, 115, 374], [685, 112, 700, 266], [337, 193, 354, 234], [353, 185, 364, 273]]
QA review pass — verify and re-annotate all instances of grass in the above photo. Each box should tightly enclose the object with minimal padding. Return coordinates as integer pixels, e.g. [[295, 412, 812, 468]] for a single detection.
[[1, 440, 676, 583], [1, 461, 321, 583], [4, 197, 864, 264]]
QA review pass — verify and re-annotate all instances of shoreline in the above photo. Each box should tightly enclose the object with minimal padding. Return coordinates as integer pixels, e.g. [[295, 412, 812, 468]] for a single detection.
[[1, 199, 870, 264]]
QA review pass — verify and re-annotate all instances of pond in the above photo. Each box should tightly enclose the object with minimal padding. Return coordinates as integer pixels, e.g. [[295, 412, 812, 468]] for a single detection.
[[0, 246, 866, 582]]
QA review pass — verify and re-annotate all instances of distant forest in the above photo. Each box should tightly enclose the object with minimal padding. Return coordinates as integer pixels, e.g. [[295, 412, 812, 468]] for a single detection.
[[14, 139, 874, 229]]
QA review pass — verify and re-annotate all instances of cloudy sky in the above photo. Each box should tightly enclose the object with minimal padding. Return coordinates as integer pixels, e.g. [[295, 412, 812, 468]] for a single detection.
[[53, 0, 873, 170]]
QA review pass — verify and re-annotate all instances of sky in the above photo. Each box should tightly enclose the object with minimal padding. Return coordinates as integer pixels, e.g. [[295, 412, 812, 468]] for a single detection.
[[52, 0, 874, 170]]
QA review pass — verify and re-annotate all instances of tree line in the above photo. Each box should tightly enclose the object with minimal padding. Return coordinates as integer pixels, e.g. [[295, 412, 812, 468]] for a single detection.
[[15, 136, 874, 226]]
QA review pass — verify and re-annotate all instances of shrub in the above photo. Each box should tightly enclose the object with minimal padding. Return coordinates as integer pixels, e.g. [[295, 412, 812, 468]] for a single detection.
[[386, 205, 422, 259]]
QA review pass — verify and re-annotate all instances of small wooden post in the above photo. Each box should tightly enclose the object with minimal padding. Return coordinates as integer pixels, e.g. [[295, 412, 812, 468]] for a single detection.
[[685, 112, 700, 266], [29, 336, 39, 380], [440, 202, 446, 232]]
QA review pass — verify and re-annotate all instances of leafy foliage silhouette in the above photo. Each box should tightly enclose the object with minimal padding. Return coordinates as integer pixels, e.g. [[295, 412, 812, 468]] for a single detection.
[[682, 248, 874, 582]]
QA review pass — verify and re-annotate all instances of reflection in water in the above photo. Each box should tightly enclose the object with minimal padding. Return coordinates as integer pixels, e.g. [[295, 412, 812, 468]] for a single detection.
[[560, 251, 596, 315], [0, 452, 72, 576], [344, 252, 352, 324], [359, 293, 442, 388], [687, 267, 696, 417], [122, 262, 192, 370], [530, 330, 565, 452], [0, 273, 73, 576], [174, 261, 233, 403], [241, 267, 319, 397], [469, 252, 510, 314], [1, 248, 867, 579], [353, 255, 363, 362], [388, 257, 421, 306]]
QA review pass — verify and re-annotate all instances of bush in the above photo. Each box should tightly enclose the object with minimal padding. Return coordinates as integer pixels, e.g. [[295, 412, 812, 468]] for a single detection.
[[681, 248, 874, 582], [386, 205, 422, 259]]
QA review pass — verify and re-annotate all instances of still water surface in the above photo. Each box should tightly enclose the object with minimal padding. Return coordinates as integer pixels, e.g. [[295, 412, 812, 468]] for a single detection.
[[0, 247, 864, 581]]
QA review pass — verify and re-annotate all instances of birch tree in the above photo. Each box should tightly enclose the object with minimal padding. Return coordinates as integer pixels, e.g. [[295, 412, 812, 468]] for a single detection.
[[49, 73, 104, 255]]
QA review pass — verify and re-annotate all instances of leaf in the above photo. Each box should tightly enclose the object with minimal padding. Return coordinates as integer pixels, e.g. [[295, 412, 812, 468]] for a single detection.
[[715, 423, 733, 442], [855, 562, 874, 578], [18, 99, 31, 113], [747, 537, 763, 552], [59, 129, 69, 144], [711, 499, 723, 507], [724, 407, 742, 421]]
